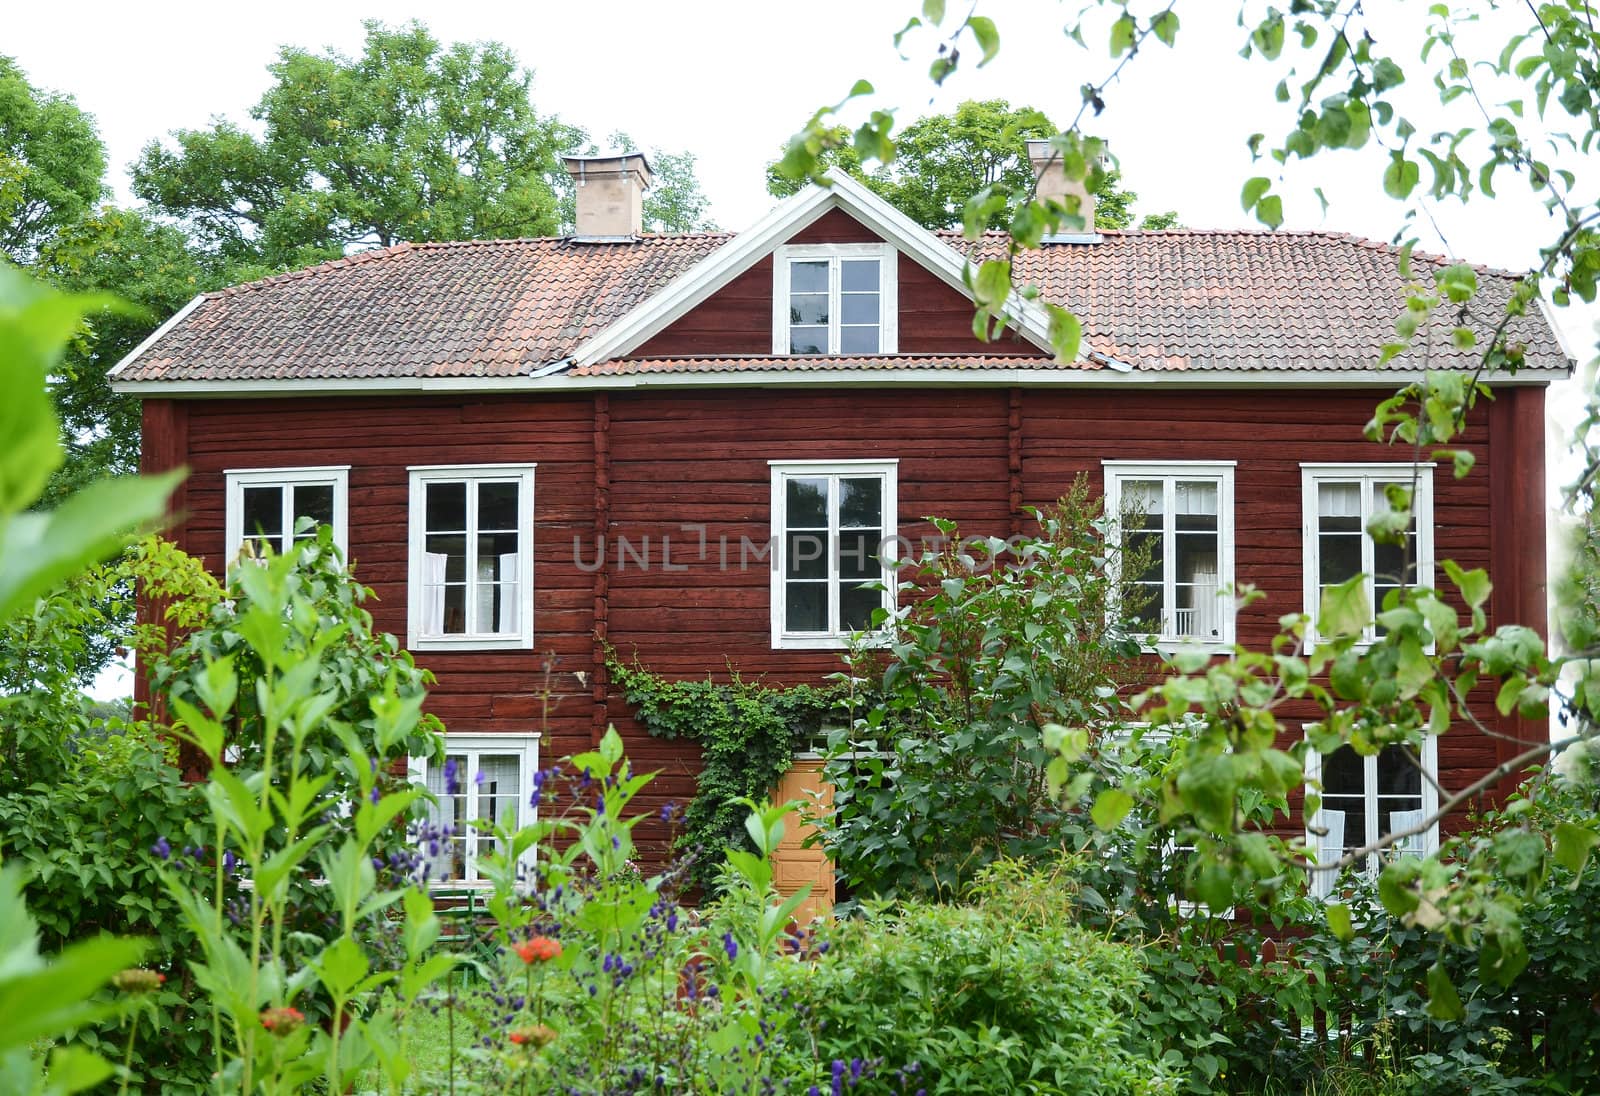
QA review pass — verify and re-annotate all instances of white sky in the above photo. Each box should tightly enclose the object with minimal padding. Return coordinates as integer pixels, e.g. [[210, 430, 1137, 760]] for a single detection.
[[10, 0, 1598, 699]]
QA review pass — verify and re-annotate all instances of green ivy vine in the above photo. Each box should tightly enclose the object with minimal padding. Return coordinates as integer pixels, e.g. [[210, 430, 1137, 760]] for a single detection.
[[608, 652, 851, 892]]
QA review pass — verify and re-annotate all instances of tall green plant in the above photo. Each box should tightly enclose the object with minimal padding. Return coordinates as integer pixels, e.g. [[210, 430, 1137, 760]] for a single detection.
[[822, 479, 1148, 898]]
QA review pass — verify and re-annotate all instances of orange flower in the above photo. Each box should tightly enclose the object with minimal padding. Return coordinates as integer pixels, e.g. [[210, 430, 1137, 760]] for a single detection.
[[513, 935, 562, 964], [509, 1024, 558, 1049], [260, 1006, 305, 1035]]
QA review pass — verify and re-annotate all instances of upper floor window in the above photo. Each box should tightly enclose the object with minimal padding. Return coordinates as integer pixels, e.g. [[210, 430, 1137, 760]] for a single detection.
[[769, 459, 898, 649], [772, 243, 898, 355], [225, 466, 348, 563], [411, 734, 539, 887], [1301, 464, 1434, 644], [1305, 736, 1439, 897], [1103, 461, 1236, 648], [407, 464, 535, 651]]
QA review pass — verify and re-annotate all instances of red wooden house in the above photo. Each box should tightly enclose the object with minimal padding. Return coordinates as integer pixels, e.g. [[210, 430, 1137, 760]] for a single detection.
[[113, 148, 1569, 898]]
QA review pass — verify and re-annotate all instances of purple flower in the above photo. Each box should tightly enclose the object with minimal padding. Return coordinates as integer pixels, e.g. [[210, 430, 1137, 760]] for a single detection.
[[443, 757, 459, 795], [666, 911, 678, 934], [369, 787, 381, 805], [151, 837, 171, 860], [660, 801, 677, 822], [723, 932, 739, 961], [831, 1059, 846, 1096], [850, 1059, 864, 1082], [222, 849, 237, 873], [474, 769, 486, 787]]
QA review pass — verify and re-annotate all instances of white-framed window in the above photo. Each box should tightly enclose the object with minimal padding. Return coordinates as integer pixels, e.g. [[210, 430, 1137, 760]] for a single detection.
[[1103, 461, 1236, 648], [1304, 735, 1440, 898], [772, 243, 899, 355], [769, 459, 898, 650], [224, 466, 349, 563], [1301, 463, 1435, 644], [410, 734, 540, 887], [407, 464, 536, 651]]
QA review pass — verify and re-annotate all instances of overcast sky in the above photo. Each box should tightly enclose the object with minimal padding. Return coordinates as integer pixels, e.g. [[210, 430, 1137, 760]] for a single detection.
[[10, 1, 1598, 696]]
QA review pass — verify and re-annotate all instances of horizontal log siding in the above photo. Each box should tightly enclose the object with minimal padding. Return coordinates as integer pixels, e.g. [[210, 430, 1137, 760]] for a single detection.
[[160, 383, 1521, 868]]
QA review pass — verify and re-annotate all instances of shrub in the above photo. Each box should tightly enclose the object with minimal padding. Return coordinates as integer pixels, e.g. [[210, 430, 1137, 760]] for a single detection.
[[775, 866, 1171, 1095]]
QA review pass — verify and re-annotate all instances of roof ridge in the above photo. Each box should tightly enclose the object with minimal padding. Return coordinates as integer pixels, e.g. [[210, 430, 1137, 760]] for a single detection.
[[213, 242, 418, 298]]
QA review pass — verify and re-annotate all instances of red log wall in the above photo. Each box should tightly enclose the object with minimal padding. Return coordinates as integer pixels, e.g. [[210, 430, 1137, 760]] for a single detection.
[[140, 382, 1547, 866]]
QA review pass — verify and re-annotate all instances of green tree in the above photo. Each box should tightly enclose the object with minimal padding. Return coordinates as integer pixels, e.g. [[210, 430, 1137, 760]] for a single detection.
[[766, 98, 1178, 231], [0, 57, 104, 265], [131, 20, 585, 269]]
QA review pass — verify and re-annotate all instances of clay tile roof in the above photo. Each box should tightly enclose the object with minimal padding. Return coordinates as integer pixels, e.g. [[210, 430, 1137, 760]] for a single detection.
[[943, 228, 1566, 372], [115, 225, 1569, 385], [114, 234, 729, 383]]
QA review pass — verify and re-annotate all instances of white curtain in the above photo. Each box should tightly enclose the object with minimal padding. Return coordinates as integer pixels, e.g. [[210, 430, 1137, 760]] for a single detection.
[[1319, 809, 1346, 865], [475, 552, 518, 634], [1388, 808, 1426, 855], [1188, 567, 1220, 637], [423, 552, 448, 635], [1319, 483, 1362, 517]]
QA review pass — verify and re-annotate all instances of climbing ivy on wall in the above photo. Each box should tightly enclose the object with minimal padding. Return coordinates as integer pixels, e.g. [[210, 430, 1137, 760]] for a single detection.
[[608, 652, 852, 892]]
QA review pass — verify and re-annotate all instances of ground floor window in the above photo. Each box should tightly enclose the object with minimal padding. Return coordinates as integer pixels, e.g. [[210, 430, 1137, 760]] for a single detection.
[[1305, 735, 1439, 897], [410, 734, 540, 886]]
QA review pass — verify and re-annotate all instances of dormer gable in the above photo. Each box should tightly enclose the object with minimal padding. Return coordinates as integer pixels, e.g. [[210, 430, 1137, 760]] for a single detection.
[[571, 172, 1060, 367]]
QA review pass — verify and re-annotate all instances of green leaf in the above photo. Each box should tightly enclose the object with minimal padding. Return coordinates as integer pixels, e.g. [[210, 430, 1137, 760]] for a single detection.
[[1319, 575, 1371, 640], [1441, 559, 1492, 611], [972, 259, 1012, 312], [967, 16, 1000, 65], [1553, 822, 1600, 875], [1240, 176, 1271, 213], [1151, 10, 1179, 47], [41, 1045, 117, 1095], [1255, 195, 1284, 229], [1326, 902, 1354, 942], [1090, 788, 1134, 831], [1044, 303, 1081, 364], [1425, 962, 1465, 1021], [1110, 13, 1138, 56], [1383, 154, 1420, 199], [921, 0, 944, 23]]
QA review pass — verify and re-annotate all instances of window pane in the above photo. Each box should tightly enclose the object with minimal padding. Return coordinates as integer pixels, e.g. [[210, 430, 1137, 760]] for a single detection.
[[1373, 538, 1418, 587], [475, 754, 521, 863], [790, 260, 828, 293], [426, 482, 467, 533], [840, 293, 879, 326], [785, 582, 827, 632], [786, 532, 828, 580], [1318, 482, 1362, 518], [840, 259, 879, 292], [839, 529, 882, 581], [476, 534, 520, 634], [242, 486, 283, 540], [840, 583, 881, 631], [839, 325, 880, 354], [1318, 533, 1362, 585], [293, 483, 334, 531], [1376, 745, 1422, 798], [1174, 481, 1217, 520], [1126, 529, 1164, 585], [789, 293, 830, 324], [1323, 745, 1365, 796], [478, 482, 519, 531], [1322, 745, 1368, 855], [1123, 480, 1164, 517], [786, 477, 828, 528], [425, 535, 467, 583], [838, 478, 882, 528], [789, 325, 828, 354]]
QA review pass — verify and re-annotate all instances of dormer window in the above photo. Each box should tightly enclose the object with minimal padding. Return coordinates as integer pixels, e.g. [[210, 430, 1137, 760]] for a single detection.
[[772, 243, 898, 355]]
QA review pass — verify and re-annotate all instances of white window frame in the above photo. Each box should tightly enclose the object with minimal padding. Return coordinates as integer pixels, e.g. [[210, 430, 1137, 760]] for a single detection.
[[771, 242, 899, 355], [769, 459, 899, 650], [407, 463, 536, 652], [1301, 463, 1435, 646], [1102, 461, 1237, 652], [409, 733, 540, 889], [224, 466, 349, 564], [1304, 733, 1440, 898]]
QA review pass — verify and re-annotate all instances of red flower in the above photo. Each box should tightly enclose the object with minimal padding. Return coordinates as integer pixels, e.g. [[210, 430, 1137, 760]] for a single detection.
[[513, 936, 562, 964], [260, 1006, 305, 1035]]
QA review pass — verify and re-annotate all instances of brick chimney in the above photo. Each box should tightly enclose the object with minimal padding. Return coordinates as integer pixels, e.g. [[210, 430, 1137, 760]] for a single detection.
[[563, 152, 653, 239], [1026, 139, 1099, 241]]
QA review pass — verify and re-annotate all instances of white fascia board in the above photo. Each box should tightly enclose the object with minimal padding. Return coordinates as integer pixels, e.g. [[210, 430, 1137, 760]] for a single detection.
[[1536, 296, 1581, 370], [106, 293, 209, 378], [569, 172, 1060, 368], [569, 183, 838, 367], [109, 365, 1571, 399]]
